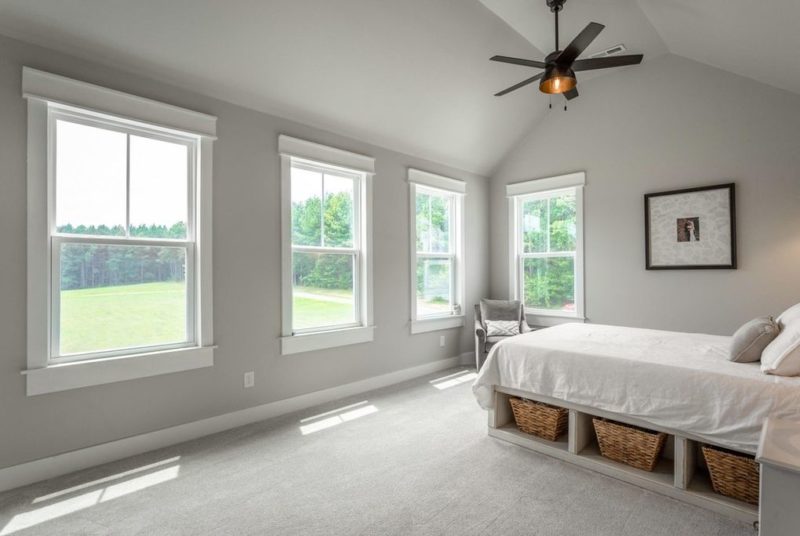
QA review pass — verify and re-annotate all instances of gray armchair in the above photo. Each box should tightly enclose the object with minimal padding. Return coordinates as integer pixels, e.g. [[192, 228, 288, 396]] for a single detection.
[[474, 299, 532, 370]]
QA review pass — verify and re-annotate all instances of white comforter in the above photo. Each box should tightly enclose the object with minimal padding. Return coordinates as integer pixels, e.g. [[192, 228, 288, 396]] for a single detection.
[[473, 323, 800, 453]]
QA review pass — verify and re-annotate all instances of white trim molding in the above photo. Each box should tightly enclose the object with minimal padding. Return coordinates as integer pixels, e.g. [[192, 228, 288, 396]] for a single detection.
[[278, 134, 375, 174], [408, 170, 466, 333], [23, 67, 216, 394], [408, 168, 466, 194], [410, 316, 465, 334], [506, 171, 585, 197], [507, 172, 585, 320], [279, 136, 375, 354], [22, 67, 217, 139], [281, 326, 375, 355], [0, 355, 463, 493], [23, 347, 215, 396]]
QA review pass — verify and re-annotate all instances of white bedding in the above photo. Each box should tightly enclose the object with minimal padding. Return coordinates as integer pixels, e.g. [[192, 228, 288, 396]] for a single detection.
[[473, 323, 800, 453]]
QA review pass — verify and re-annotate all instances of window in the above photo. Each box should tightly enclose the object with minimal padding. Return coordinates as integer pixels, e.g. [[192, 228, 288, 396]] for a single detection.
[[408, 169, 465, 334], [280, 136, 374, 355], [24, 68, 216, 395], [52, 112, 196, 358], [508, 172, 584, 319]]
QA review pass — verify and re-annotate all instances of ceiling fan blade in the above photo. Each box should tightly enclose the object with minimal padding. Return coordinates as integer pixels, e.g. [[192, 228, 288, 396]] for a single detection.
[[490, 55, 546, 69], [564, 87, 579, 100], [556, 22, 605, 65], [494, 73, 544, 97], [572, 54, 643, 72]]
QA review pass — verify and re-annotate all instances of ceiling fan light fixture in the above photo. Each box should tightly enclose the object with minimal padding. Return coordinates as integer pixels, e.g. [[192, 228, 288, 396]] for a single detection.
[[539, 64, 576, 94]]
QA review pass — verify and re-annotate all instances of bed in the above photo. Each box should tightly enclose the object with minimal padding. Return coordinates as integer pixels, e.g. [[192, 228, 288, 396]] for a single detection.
[[473, 323, 800, 454]]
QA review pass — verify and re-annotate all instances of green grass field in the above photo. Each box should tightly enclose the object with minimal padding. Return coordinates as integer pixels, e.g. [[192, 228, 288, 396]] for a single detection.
[[60, 283, 448, 354], [60, 281, 187, 355], [293, 287, 354, 330]]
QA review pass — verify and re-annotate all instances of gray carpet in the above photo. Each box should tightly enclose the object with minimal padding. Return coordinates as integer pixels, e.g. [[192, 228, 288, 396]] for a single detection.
[[0, 368, 755, 535]]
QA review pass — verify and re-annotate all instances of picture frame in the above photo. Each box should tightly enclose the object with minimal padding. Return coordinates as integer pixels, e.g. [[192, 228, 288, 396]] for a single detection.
[[644, 183, 736, 270]]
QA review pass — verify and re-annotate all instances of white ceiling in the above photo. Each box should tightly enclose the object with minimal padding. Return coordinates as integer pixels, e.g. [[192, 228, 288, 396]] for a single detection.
[[0, 0, 546, 176], [0, 0, 798, 175], [636, 0, 800, 96]]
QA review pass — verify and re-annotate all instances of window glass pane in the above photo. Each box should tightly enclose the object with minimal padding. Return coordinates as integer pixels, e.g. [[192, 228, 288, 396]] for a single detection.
[[416, 189, 451, 254], [323, 173, 354, 247], [522, 257, 575, 312], [129, 136, 189, 238], [549, 192, 577, 252], [59, 243, 187, 355], [416, 258, 452, 316], [292, 252, 355, 330], [521, 198, 547, 253], [55, 120, 126, 236], [291, 166, 323, 247], [415, 191, 431, 252]]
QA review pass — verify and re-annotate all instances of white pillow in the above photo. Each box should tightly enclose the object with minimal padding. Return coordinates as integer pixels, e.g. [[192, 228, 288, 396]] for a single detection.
[[776, 302, 800, 328], [761, 323, 800, 376], [485, 320, 520, 337]]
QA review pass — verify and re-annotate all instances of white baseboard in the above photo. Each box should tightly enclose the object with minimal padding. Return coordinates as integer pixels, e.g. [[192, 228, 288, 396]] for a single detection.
[[0, 355, 465, 493]]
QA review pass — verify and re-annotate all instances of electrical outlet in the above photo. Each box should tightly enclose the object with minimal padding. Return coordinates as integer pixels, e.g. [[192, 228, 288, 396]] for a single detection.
[[439, 335, 445, 347], [244, 371, 255, 388]]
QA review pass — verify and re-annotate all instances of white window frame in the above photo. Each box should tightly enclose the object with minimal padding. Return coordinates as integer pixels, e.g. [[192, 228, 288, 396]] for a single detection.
[[408, 169, 465, 334], [23, 68, 216, 396], [507, 172, 585, 320], [279, 135, 375, 355]]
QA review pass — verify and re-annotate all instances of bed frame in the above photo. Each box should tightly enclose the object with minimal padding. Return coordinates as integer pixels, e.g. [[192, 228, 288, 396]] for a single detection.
[[488, 385, 759, 525]]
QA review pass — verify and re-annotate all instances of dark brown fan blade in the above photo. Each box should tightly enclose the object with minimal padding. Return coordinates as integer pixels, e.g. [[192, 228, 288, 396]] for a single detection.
[[490, 55, 546, 69], [556, 22, 605, 65], [494, 73, 544, 96], [564, 87, 579, 100], [572, 54, 643, 72]]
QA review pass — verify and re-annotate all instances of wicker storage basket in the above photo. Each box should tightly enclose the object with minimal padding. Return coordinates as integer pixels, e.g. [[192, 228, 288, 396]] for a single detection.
[[508, 397, 568, 441], [593, 418, 667, 472], [701, 445, 760, 505]]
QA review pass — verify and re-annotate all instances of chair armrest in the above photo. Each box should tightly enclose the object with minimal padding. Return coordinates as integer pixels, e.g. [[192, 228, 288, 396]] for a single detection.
[[474, 318, 486, 341]]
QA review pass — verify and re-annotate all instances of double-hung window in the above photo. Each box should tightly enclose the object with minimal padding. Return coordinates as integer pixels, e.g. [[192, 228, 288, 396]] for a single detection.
[[508, 172, 584, 319], [280, 136, 375, 355], [24, 68, 216, 395], [408, 169, 465, 334]]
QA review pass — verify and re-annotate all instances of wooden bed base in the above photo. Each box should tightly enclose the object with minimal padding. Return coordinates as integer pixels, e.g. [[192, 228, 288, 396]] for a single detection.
[[488, 385, 759, 525]]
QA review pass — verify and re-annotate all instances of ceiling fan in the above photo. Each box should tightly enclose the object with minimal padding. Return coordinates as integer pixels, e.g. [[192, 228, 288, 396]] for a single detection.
[[491, 0, 643, 100]]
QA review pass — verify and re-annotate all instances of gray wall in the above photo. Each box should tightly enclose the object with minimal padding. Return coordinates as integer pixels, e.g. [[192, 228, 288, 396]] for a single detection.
[[490, 54, 800, 335], [0, 35, 489, 470]]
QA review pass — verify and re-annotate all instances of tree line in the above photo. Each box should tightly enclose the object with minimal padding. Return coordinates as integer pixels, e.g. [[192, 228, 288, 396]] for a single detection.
[[58, 223, 187, 291]]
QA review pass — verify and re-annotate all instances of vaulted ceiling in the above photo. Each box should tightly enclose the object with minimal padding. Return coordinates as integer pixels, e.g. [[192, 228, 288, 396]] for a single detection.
[[0, 0, 798, 176]]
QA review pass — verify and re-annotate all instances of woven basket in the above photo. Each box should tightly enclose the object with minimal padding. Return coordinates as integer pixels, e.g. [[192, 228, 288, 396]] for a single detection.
[[701, 445, 760, 505], [593, 418, 667, 472], [509, 398, 568, 441]]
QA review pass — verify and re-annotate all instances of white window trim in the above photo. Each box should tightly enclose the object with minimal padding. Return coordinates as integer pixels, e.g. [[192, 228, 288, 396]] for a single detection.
[[279, 135, 375, 355], [409, 170, 466, 334], [24, 68, 216, 396], [507, 172, 585, 320]]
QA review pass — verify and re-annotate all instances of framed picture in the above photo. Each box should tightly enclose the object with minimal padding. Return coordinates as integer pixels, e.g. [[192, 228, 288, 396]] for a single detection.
[[644, 183, 736, 270]]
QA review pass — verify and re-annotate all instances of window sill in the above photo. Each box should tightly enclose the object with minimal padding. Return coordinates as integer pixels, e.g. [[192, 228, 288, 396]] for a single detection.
[[524, 309, 586, 320], [410, 315, 465, 334], [281, 326, 375, 355], [22, 346, 215, 396]]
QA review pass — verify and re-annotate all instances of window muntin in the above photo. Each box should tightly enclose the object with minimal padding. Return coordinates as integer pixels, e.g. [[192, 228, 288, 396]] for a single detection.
[[290, 160, 362, 334], [515, 189, 579, 315], [414, 185, 459, 319], [50, 109, 197, 361]]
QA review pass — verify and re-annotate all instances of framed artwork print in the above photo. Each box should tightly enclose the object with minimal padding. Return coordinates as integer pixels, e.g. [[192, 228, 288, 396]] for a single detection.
[[644, 183, 736, 270]]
